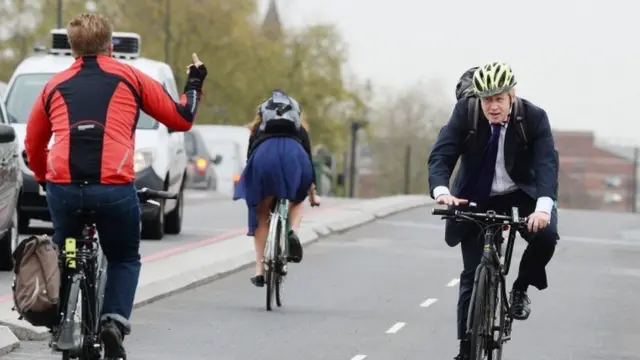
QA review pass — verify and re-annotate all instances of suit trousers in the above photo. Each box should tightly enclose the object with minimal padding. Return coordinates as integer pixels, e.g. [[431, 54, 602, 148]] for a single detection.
[[456, 190, 558, 339]]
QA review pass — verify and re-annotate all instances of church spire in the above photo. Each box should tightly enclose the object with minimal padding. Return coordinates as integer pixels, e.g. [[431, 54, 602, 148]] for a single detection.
[[262, 0, 282, 41]]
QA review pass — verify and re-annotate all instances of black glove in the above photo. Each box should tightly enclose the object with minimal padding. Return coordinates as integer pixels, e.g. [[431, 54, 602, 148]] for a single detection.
[[184, 62, 208, 93]]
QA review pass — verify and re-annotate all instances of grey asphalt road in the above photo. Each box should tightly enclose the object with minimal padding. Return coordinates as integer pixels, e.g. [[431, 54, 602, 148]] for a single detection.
[[4, 205, 640, 360], [0, 190, 358, 301]]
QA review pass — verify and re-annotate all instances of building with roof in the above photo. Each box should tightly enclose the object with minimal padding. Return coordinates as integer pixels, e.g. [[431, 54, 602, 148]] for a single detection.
[[554, 130, 637, 212]]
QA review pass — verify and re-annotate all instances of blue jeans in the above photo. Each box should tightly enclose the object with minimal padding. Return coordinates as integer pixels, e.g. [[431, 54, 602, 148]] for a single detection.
[[46, 182, 141, 334]]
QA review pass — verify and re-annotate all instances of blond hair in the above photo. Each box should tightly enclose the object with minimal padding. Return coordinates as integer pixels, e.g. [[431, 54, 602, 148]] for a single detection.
[[67, 13, 112, 58], [247, 111, 310, 135]]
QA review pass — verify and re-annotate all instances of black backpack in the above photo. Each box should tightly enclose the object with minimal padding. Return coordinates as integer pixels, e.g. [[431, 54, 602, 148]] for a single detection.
[[462, 96, 528, 152]]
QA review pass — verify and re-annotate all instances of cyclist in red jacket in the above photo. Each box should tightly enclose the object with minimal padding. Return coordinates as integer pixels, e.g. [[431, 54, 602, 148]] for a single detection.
[[24, 13, 208, 359]]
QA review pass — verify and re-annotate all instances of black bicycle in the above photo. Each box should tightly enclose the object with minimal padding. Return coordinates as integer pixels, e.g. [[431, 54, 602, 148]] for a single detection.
[[432, 205, 527, 360], [51, 188, 177, 360]]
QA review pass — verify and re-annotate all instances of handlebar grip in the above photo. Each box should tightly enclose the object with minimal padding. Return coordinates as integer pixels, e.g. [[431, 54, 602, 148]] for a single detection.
[[431, 208, 455, 216]]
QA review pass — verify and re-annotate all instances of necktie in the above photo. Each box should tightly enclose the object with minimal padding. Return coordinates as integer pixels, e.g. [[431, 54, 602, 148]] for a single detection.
[[471, 123, 502, 203]]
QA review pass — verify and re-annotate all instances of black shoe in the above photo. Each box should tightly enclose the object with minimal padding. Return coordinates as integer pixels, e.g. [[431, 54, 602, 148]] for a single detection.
[[100, 320, 126, 360], [286, 230, 303, 263], [510, 290, 531, 320], [251, 275, 265, 287], [453, 340, 469, 360]]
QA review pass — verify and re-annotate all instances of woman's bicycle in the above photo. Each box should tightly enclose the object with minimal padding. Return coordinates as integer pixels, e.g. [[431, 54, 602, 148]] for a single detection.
[[432, 205, 527, 360], [51, 188, 177, 360], [263, 198, 318, 311]]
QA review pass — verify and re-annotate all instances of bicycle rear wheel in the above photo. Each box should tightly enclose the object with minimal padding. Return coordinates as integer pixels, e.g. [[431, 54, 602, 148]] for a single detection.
[[275, 224, 285, 307], [469, 265, 493, 360], [265, 210, 283, 311]]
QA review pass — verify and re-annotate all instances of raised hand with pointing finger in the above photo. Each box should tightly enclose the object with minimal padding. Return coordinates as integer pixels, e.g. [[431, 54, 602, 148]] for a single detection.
[[184, 53, 208, 93]]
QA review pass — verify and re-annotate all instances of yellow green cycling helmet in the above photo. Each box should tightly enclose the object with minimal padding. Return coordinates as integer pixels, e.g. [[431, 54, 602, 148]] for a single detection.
[[472, 61, 517, 98]]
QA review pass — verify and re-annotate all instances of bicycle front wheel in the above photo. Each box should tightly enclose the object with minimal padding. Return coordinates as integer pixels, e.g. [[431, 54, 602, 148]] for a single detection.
[[491, 282, 509, 360], [469, 265, 493, 360]]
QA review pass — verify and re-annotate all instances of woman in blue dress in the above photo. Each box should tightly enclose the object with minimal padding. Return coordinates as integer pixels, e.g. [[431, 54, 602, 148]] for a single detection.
[[233, 90, 321, 287]]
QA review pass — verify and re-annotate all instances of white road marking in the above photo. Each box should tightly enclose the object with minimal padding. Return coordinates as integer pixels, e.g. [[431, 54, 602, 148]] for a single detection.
[[446, 278, 460, 287], [420, 298, 438, 307], [351, 355, 367, 360], [385, 322, 406, 334]]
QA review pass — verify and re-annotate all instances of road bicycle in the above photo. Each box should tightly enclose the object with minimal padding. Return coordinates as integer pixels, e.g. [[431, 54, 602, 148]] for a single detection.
[[51, 188, 177, 360], [263, 198, 318, 311], [432, 205, 527, 360]]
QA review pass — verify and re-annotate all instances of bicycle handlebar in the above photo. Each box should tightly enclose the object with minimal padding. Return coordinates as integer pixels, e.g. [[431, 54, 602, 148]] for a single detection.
[[136, 188, 178, 201], [431, 207, 528, 225]]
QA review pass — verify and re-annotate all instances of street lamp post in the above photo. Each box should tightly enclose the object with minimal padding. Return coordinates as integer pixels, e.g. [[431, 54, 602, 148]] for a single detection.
[[57, 0, 63, 28], [164, 0, 170, 63], [348, 120, 365, 198]]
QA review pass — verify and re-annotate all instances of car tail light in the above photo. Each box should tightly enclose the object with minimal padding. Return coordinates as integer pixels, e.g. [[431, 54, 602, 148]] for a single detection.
[[195, 158, 207, 174]]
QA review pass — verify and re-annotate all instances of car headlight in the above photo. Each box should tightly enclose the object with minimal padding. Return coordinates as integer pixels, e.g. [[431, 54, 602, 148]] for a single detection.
[[134, 149, 155, 173]]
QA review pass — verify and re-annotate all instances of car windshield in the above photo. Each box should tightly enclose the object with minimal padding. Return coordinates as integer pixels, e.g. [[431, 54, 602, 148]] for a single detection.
[[4, 73, 158, 129]]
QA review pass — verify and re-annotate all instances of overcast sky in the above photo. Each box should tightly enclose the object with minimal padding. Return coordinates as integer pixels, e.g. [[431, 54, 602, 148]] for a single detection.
[[257, 0, 639, 144]]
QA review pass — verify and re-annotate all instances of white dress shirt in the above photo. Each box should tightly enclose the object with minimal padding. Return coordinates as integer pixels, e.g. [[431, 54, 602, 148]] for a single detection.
[[433, 122, 554, 214]]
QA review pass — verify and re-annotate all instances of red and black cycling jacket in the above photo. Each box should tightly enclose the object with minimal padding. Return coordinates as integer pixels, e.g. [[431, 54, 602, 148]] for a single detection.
[[24, 55, 202, 184]]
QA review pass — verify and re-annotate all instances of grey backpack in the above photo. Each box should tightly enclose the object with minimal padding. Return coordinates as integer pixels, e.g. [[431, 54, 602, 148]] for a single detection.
[[258, 89, 302, 132]]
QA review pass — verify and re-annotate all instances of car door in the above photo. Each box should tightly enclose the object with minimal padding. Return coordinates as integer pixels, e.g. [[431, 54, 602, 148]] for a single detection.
[[162, 78, 186, 193]]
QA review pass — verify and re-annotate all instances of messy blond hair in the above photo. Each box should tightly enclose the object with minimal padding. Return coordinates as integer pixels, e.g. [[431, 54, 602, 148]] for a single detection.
[[67, 13, 112, 58], [247, 111, 310, 135]]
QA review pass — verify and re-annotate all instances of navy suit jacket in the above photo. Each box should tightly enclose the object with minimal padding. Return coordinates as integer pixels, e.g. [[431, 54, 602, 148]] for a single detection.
[[427, 97, 559, 246]]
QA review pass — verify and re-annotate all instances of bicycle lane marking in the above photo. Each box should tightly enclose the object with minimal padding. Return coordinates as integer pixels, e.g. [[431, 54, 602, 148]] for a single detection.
[[0, 203, 348, 303]]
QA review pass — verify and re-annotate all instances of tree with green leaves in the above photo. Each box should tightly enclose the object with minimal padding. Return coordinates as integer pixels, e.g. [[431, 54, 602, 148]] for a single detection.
[[0, 0, 365, 154]]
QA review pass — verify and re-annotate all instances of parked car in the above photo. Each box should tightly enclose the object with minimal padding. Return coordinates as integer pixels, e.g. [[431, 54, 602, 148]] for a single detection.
[[4, 29, 187, 240], [194, 125, 249, 196], [184, 129, 221, 190], [0, 119, 23, 271]]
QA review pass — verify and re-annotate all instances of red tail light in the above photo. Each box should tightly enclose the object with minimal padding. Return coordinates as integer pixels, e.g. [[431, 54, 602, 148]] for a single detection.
[[195, 158, 207, 175]]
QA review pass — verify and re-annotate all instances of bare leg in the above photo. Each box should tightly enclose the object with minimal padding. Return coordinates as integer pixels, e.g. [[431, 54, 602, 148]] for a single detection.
[[253, 196, 273, 276], [288, 201, 305, 232]]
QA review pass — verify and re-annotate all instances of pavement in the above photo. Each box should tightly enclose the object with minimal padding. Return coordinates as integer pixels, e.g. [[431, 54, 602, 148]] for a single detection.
[[0, 190, 434, 356], [1, 200, 640, 359]]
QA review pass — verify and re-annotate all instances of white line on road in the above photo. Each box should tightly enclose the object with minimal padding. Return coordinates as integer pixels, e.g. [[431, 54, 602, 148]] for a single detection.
[[420, 298, 438, 307], [351, 355, 367, 360], [446, 278, 460, 287], [385, 322, 406, 334]]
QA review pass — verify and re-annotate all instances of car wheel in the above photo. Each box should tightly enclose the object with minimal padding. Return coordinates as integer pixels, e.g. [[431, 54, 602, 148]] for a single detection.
[[164, 187, 183, 235], [18, 211, 29, 234], [141, 199, 165, 240], [0, 208, 20, 271]]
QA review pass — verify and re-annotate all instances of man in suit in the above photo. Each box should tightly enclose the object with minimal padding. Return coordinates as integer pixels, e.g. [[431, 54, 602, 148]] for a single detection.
[[427, 61, 559, 360]]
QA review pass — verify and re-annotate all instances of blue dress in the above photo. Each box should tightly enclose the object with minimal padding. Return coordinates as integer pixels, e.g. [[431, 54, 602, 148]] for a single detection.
[[233, 137, 314, 236]]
